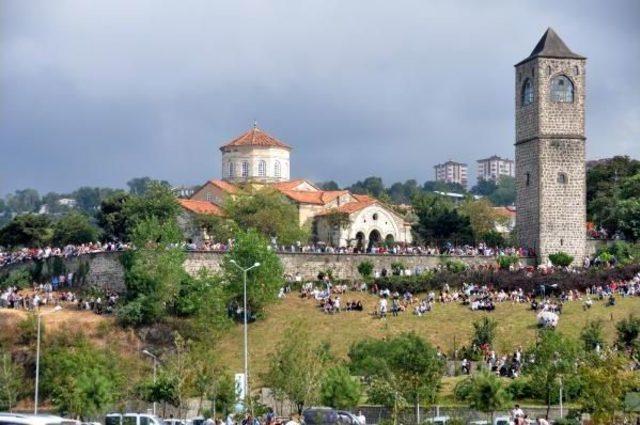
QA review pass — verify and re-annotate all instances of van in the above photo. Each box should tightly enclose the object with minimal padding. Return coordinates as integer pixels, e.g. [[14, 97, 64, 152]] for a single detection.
[[0, 413, 77, 425], [122, 414, 163, 425]]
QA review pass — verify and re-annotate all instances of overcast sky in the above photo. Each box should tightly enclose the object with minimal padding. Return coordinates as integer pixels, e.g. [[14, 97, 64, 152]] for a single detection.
[[1, 0, 639, 196]]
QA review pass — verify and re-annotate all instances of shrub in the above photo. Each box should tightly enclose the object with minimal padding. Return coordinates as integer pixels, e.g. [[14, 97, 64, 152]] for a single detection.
[[580, 319, 605, 351], [497, 254, 519, 270], [357, 261, 374, 279], [472, 317, 498, 348], [482, 230, 505, 248], [0, 269, 31, 289], [443, 258, 468, 273], [596, 251, 614, 265], [548, 251, 574, 267], [615, 314, 640, 350], [390, 261, 405, 276]]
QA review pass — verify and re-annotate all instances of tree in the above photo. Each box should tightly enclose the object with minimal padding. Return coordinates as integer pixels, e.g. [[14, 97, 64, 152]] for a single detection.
[[73, 187, 123, 214], [615, 314, 640, 352], [123, 182, 181, 234], [117, 217, 186, 327], [96, 192, 131, 242], [459, 199, 500, 242], [580, 319, 605, 352], [317, 181, 340, 191], [578, 351, 640, 424], [423, 180, 466, 194], [488, 176, 516, 206], [348, 333, 445, 424], [471, 179, 498, 196], [194, 214, 238, 243], [42, 329, 125, 419], [454, 369, 511, 422], [472, 317, 498, 348], [357, 260, 374, 279], [127, 177, 170, 196], [523, 330, 580, 419], [0, 213, 52, 248], [412, 193, 472, 245], [320, 365, 362, 410], [262, 322, 331, 414], [6, 189, 40, 213], [548, 252, 574, 267], [52, 212, 100, 245], [388, 180, 421, 204], [0, 351, 23, 412], [348, 177, 386, 198], [222, 229, 284, 316], [225, 189, 308, 245]]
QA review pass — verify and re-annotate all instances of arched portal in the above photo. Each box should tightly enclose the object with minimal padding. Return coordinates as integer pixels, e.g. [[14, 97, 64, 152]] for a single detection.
[[368, 229, 381, 251], [385, 234, 395, 246], [355, 232, 366, 253]]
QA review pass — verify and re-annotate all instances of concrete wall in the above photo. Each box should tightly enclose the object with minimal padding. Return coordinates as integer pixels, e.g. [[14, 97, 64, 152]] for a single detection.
[[2, 251, 536, 291]]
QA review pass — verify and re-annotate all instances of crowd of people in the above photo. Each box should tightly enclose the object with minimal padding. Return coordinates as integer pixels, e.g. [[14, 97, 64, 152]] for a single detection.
[[0, 242, 129, 268]]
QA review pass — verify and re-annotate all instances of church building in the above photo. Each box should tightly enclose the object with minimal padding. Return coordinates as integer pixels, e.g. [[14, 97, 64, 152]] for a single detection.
[[180, 125, 413, 249]]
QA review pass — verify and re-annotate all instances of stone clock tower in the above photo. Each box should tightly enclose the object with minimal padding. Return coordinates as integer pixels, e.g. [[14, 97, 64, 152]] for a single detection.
[[515, 28, 586, 264]]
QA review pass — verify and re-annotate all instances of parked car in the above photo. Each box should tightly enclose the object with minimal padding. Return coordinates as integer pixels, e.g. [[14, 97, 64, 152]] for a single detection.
[[423, 416, 450, 425], [164, 420, 186, 425], [123, 414, 163, 425], [0, 413, 77, 425], [105, 414, 122, 425], [493, 417, 513, 425], [303, 408, 354, 425]]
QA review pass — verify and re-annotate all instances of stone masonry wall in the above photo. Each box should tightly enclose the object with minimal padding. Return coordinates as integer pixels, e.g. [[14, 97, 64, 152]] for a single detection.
[[2, 252, 536, 292]]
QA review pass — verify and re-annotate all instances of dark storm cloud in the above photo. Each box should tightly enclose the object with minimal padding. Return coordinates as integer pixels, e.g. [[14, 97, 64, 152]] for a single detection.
[[1, 0, 639, 195]]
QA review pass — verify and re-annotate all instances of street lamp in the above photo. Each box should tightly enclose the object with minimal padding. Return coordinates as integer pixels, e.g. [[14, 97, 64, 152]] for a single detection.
[[34, 305, 62, 414], [142, 349, 158, 415], [229, 259, 260, 413]]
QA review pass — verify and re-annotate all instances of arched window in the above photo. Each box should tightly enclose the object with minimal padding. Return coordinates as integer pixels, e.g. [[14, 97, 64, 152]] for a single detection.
[[229, 162, 235, 177], [258, 160, 266, 177], [521, 79, 533, 106], [241, 161, 249, 177], [550, 75, 574, 103], [557, 172, 568, 184], [274, 160, 281, 178]]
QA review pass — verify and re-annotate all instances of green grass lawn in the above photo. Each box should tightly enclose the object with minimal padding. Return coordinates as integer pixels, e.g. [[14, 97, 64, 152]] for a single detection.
[[217, 292, 640, 384]]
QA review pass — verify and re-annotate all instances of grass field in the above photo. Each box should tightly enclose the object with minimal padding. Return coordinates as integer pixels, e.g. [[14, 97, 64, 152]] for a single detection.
[[215, 292, 640, 382]]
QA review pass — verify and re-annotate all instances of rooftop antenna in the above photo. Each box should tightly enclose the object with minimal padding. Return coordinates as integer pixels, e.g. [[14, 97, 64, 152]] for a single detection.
[[252, 119, 257, 143]]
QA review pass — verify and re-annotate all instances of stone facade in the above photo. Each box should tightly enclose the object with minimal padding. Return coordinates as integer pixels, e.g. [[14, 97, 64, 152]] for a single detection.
[[515, 29, 587, 264]]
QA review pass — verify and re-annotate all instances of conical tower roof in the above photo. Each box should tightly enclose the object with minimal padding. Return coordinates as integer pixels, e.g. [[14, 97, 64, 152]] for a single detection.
[[516, 28, 585, 66]]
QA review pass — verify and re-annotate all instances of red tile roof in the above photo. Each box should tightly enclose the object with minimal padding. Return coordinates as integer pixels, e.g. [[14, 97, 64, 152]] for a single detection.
[[279, 190, 326, 205], [179, 199, 225, 216], [493, 206, 516, 217], [317, 199, 377, 216], [209, 179, 239, 194], [271, 179, 316, 191], [220, 126, 291, 151]]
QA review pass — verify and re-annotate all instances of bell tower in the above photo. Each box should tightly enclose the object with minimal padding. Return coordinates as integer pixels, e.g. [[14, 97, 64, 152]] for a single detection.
[[514, 28, 586, 264]]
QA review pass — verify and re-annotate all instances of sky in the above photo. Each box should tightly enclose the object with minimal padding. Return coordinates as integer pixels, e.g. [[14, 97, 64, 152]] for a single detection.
[[1, 0, 639, 196]]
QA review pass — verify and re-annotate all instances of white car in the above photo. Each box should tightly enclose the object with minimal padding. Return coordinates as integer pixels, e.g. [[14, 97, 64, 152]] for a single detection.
[[423, 416, 450, 425], [0, 413, 78, 425], [123, 414, 164, 425]]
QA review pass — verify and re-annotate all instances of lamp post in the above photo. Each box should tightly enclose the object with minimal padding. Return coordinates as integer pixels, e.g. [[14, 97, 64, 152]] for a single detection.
[[229, 259, 261, 413], [34, 305, 62, 414], [142, 349, 158, 415]]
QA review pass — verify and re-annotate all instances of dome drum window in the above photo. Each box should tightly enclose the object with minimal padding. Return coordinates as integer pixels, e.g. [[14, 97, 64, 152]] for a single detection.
[[521, 79, 534, 106], [550, 75, 574, 103]]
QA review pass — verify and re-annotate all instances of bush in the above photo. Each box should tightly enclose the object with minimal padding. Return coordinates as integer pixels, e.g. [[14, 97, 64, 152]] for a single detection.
[[497, 254, 519, 270], [357, 261, 374, 279], [390, 261, 405, 276], [443, 258, 468, 273], [472, 317, 498, 348], [0, 269, 31, 289], [548, 251, 574, 267], [482, 230, 505, 248]]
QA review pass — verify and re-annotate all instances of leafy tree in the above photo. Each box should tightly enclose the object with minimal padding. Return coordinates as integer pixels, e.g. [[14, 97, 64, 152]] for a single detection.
[[96, 192, 131, 242], [472, 317, 498, 348], [187, 342, 236, 416], [127, 177, 170, 196], [454, 369, 511, 422], [357, 261, 374, 279], [580, 319, 605, 352], [523, 330, 581, 419], [615, 314, 640, 352], [488, 175, 516, 206], [52, 212, 100, 245], [226, 189, 308, 245], [548, 252, 574, 267], [0, 214, 52, 248], [117, 217, 186, 327], [578, 351, 640, 424], [388, 180, 421, 204], [320, 365, 362, 410], [6, 188, 40, 213], [482, 230, 505, 248], [123, 182, 181, 234], [423, 180, 467, 194], [73, 187, 123, 214], [317, 181, 340, 191], [471, 179, 498, 196], [497, 254, 518, 270], [412, 193, 472, 245], [348, 177, 386, 198], [222, 229, 284, 316], [262, 321, 331, 414], [0, 351, 23, 412], [616, 197, 640, 241], [348, 333, 445, 424], [193, 214, 238, 243], [42, 329, 125, 419], [459, 199, 500, 242]]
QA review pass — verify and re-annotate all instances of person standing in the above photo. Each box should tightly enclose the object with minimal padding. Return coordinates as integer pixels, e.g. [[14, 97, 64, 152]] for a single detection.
[[356, 410, 366, 425]]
